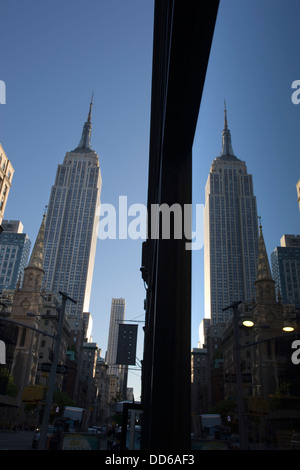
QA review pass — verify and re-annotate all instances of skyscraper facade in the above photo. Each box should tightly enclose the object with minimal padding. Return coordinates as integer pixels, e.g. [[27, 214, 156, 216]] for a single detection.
[[0, 143, 14, 225], [43, 99, 102, 318], [0, 220, 31, 290], [106, 298, 126, 392], [204, 108, 259, 324], [271, 234, 300, 308]]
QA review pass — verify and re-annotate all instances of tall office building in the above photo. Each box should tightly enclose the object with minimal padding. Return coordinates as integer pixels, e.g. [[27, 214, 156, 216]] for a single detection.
[[0, 143, 14, 225], [43, 98, 102, 318], [106, 298, 126, 393], [271, 234, 300, 308], [204, 107, 259, 324], [0, 220, 31, 290]]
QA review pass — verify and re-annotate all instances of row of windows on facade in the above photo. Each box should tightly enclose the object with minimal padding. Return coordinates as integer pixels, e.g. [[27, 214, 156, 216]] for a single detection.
[[50, 202, 96, 214], [49, 200, 97, 216], [276, 252, 300, 260], [51, 186, 97, 198], [0, 162, 12, 179], [44, 225, 94, 239], [210, 198, 256, 207], [209, 212, 257, 223], [56, 170, 99, 187], [48, 206, 96, 219], [210, 185, 253, 197], [44, 259, 90, 271], [65, 159, 98, 166]]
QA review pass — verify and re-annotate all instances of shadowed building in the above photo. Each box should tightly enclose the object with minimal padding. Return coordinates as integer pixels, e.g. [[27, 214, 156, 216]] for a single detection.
[[140, 0, 219, 450], [10, 214, 46, 396], [106, 298, 127, 397], [271, 234, 300, 309]]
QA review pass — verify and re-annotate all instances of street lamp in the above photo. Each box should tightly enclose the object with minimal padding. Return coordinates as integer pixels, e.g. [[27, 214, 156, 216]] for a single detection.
[[242, 319, 254, 328], [241, 309, 296, 333], [283, 324, 294, 332], [38, 291, 76, 450], [283, 311, 296, 332], [223, 303, 273, 448]]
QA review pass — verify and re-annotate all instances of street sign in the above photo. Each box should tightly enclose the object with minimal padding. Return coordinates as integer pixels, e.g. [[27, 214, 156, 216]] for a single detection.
[[57, 364, 68, 374], [41, 363, 68, 374], [41, 362, 51, 372], [242, 373, 252, 383], [225, 373, 252, 383], [225, 374, 236, 383]]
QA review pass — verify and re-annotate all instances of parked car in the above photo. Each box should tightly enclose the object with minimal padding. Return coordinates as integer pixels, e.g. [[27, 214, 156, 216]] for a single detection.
[[229, 434, 240, 450], [290, 434, 300, 449], [191, 438, 230, 450], [87, 427, 102, 434]]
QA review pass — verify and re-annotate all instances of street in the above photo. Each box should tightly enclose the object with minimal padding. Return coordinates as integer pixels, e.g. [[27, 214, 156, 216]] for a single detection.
[[0, 431, 35, 450], [0, 430, 110, 450]]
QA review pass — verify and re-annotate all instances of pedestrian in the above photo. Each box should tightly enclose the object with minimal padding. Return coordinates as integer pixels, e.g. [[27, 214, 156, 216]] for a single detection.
[[111, 432, 123, 451], [106, 427, 114, 450], [49, 430, 61, 450]]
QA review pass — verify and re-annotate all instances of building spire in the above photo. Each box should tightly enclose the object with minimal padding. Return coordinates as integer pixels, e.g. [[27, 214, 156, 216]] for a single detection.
[[87, 92, 93, 124], [76, 95, 94, 151], [220, 101, 235, 157], [256, 220, 273, 281], [27, 212, 46, 271], [255, 220, 276, 303], [224, 99, 228, 130]]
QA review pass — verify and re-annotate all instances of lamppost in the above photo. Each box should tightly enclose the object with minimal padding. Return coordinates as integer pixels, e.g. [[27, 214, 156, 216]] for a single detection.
[[38, 291, 76, 450], [223, 301, 248, 450]]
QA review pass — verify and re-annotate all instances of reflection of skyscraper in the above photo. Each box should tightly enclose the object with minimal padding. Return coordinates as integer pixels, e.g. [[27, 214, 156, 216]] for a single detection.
[[43, 99, 102, 318], [106, 298, 126, 392], [271, 234, 300, 309], [204, 107, 259, 324]]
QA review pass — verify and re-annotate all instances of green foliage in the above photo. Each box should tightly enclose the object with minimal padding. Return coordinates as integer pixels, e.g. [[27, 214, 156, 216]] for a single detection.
[[209, 399, 236, 422], [6, 374, 18, 397], [0, 367, 18, 397], [53, 391, 77, 408]]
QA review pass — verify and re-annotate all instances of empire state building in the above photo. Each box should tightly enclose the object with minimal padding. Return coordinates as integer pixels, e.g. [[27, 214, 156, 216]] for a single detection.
[[204, 106, 259, 324], [43, 98, 102, 318]]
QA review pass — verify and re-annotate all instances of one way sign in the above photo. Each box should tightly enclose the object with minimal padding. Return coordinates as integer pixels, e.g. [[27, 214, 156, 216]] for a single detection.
[[57, 364, 68, 374]]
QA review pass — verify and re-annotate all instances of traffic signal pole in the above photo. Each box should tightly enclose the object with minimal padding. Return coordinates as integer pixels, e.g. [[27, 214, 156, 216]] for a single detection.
[[38, 291, 76, 450]]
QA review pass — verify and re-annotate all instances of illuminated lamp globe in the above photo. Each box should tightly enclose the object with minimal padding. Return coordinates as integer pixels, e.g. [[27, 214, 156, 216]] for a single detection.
[[283, 325, 294, 332]]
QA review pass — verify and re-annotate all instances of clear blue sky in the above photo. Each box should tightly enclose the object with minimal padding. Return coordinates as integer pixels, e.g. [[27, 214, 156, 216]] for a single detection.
[[0, 0, 299, 399]]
